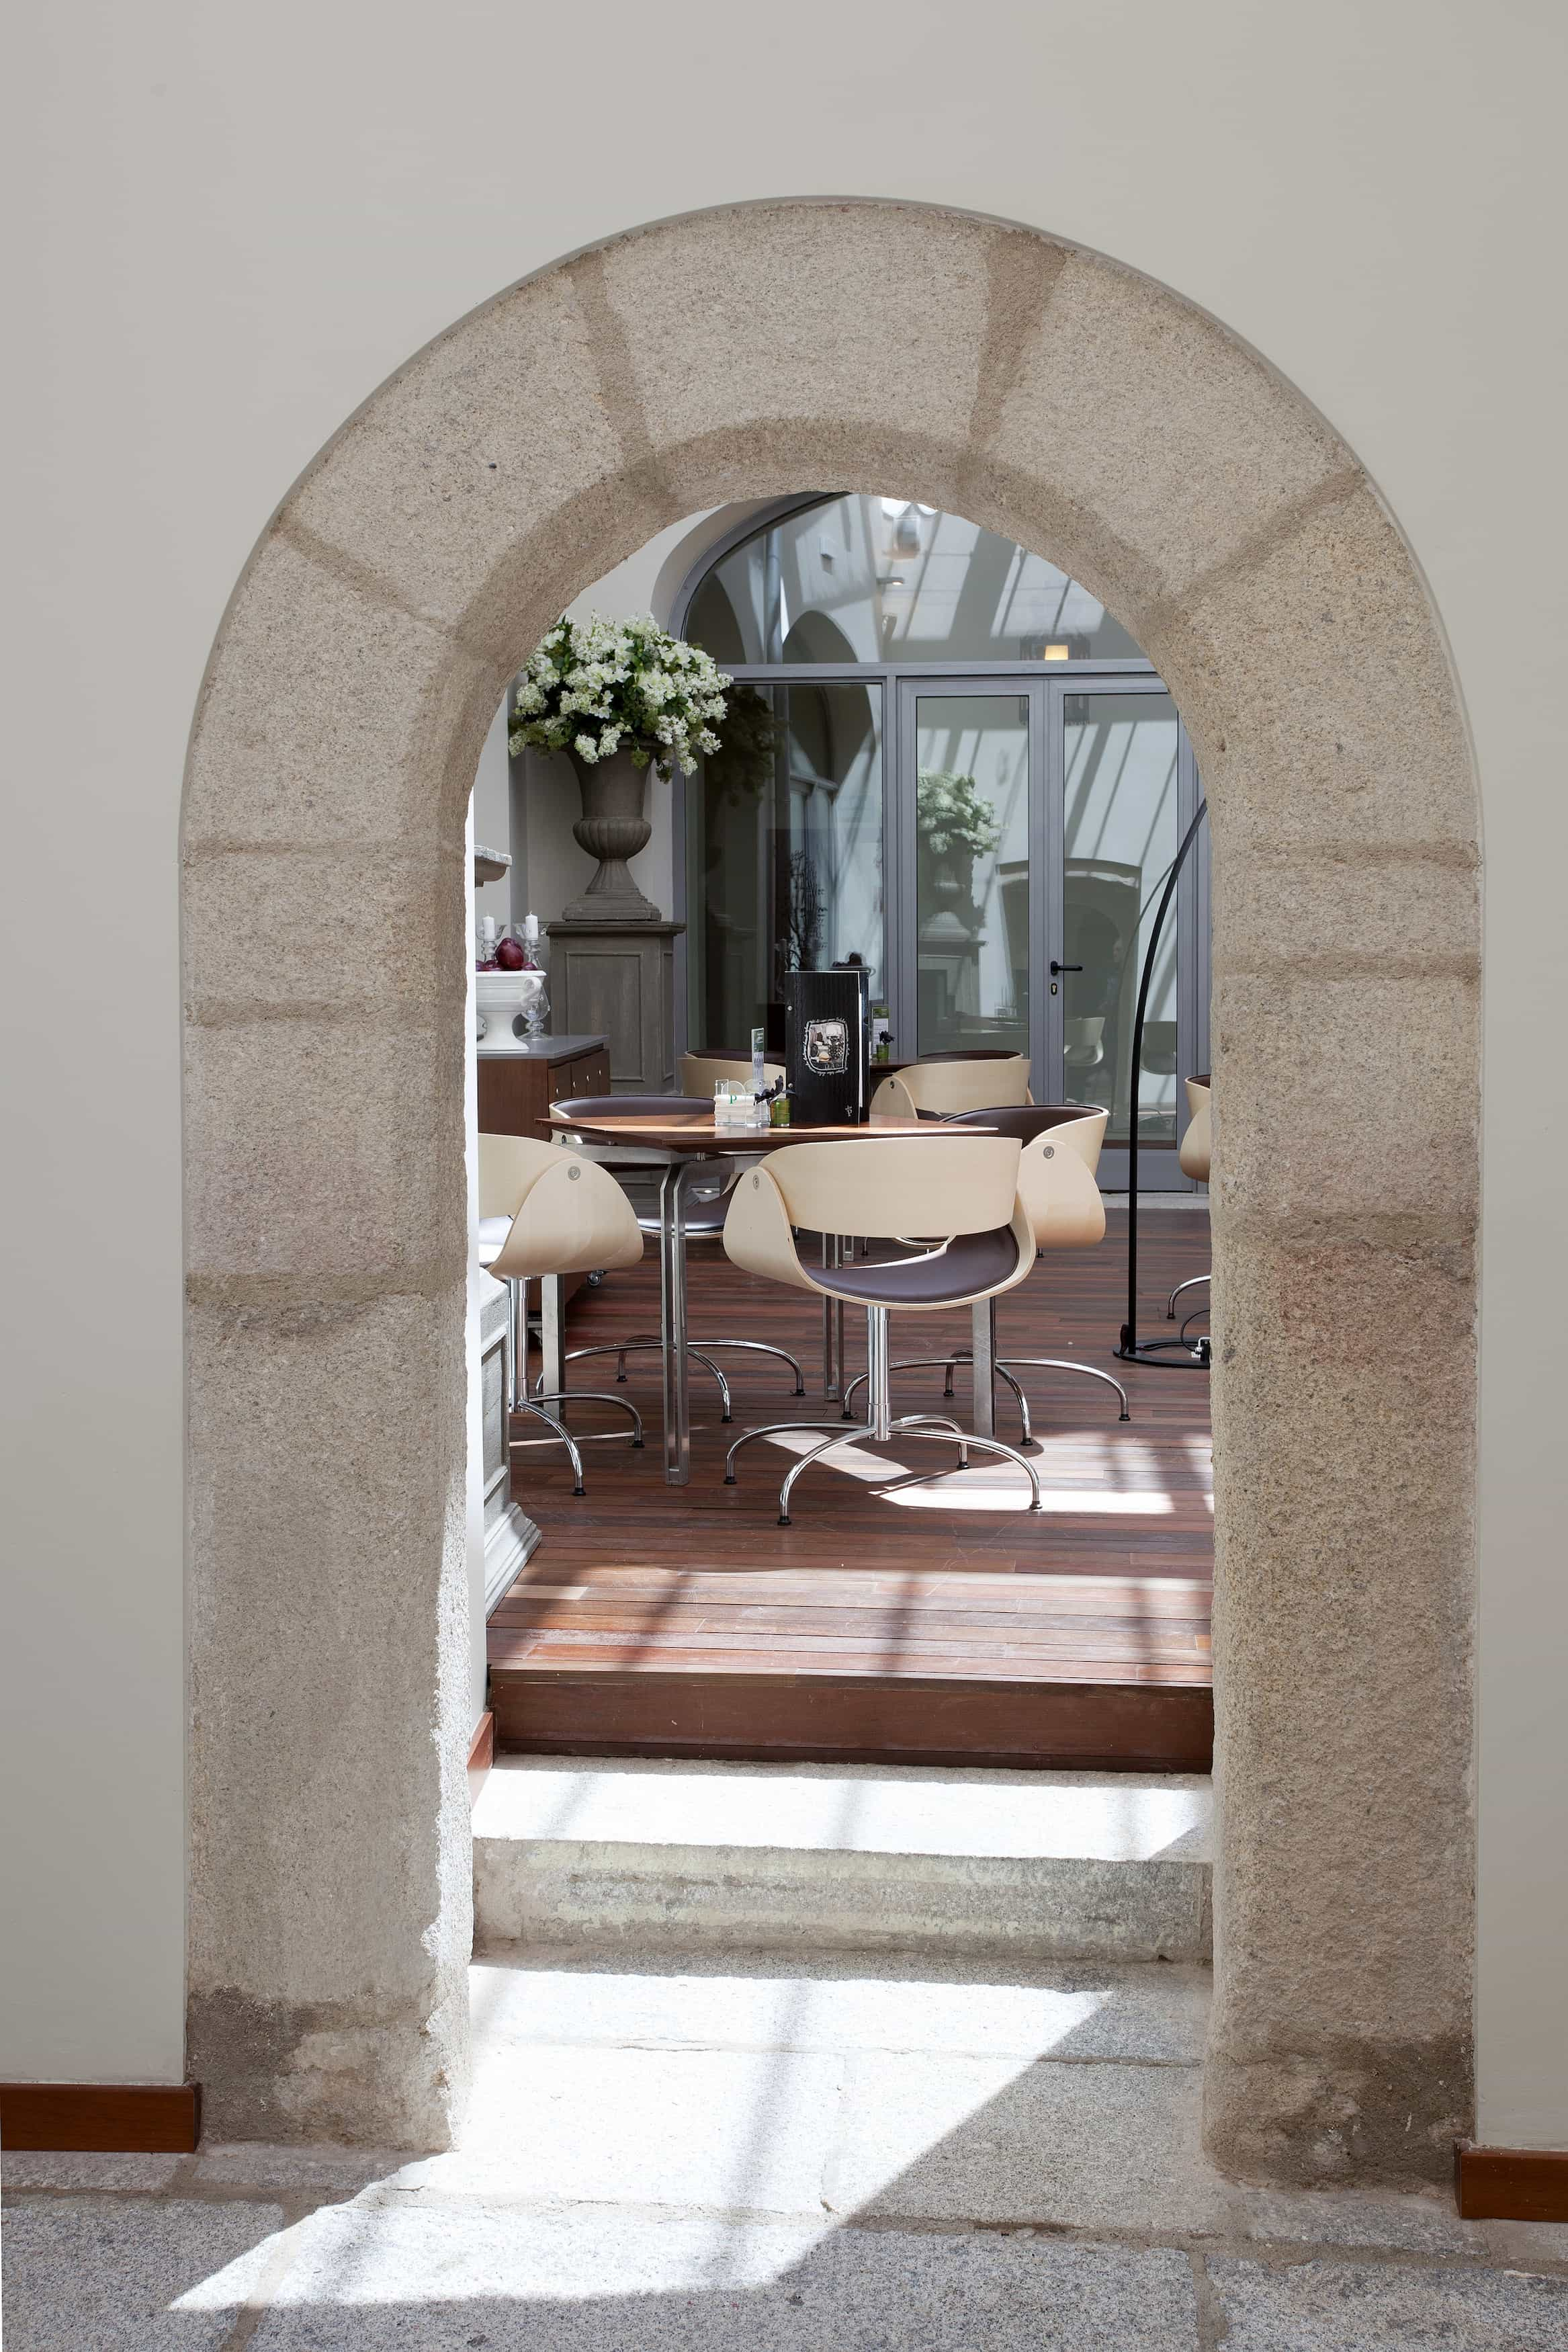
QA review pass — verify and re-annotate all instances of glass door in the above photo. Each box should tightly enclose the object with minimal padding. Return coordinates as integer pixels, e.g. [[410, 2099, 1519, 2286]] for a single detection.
[[908, 693, 1034, 1060], [685, 678, 885, 1052], [893, 676, 1205, 1187]]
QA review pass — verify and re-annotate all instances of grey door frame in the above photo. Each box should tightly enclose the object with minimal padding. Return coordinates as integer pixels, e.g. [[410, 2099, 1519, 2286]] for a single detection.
[[668, 499, 1209, 1189], [891, 671, 1203, 1189]]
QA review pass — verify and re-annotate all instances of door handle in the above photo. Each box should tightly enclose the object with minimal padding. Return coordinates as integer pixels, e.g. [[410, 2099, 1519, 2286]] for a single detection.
[[1049, 961, 1082, 976]]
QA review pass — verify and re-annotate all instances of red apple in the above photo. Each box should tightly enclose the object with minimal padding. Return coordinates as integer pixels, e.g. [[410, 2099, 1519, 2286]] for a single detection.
[[494, 935, 526, 970]]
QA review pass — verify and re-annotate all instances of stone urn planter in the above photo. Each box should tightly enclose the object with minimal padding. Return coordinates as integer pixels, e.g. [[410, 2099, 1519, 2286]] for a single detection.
[[562, 746, 662, 923], [918, 845, 980, 945]]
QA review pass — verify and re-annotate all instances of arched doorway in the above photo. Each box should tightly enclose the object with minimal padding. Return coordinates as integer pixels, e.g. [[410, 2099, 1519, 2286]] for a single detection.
[[181, 198, 1479, 2181]]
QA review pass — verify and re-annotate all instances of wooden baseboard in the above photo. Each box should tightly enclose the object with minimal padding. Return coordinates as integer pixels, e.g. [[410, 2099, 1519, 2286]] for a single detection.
[[1, 2082, 201, 2153], [1455, 2140, 1568, 2221], [468, 1708, 495, 1805]]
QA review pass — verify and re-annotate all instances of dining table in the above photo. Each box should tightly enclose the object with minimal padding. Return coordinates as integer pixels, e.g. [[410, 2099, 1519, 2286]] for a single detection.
[[544, 1107, 1005, 1484]]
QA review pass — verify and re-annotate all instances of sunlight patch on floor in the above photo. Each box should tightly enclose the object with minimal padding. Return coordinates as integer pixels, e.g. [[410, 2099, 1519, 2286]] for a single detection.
[[753, 1427, 1180, 1511], [881, 1478, 1174, 1514]]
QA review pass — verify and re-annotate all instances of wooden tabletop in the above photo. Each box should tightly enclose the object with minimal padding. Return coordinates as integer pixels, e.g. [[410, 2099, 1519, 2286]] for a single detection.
[[549, 1109, 998, 1154]]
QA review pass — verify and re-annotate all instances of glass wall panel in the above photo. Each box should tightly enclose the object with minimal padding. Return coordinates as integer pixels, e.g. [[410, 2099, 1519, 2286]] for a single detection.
[[1062, 692, 1180, 1144], [686, 497, 1145, 668], [913, 695, 1029, 1059], [687, 681, 883, 1051]]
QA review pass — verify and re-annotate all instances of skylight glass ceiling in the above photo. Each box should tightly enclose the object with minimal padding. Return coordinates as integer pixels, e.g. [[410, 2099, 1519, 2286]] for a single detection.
[[685, 495, 1148, 666]]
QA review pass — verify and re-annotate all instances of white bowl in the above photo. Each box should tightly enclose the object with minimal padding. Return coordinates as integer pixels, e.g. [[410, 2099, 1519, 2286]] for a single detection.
[[476, 968, 546, 1052]]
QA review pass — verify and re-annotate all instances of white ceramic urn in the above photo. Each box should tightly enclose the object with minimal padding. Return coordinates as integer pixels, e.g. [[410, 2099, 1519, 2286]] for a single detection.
[[475, 968, 547, 1052]]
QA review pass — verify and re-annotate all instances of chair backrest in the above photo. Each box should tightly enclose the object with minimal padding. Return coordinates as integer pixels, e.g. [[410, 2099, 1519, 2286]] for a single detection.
[[680, 1052, 786, 1094], [477, 1132, 644, 1281], [1178, 1075, 1211, 1183], [942, 1103, 1107, 1246], [760, 1133, 1022, 1239], [1063, 1016, 1106, 1068], [870, 1054, 1031, 1120], [552, 1093, 709, 1123]]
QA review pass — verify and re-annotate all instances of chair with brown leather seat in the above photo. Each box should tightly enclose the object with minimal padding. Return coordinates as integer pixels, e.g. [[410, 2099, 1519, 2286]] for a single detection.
[[844, 1103, 1131, 1439], [869, 1052, 1031, 1122], [720, 1132, 1045, 1525], [478, 1132, 646, 1495], [549, 1093, 805, 1406]]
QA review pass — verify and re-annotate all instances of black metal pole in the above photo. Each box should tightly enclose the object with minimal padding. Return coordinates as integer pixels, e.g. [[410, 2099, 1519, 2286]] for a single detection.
[[1118, 799, 1207, 1363]]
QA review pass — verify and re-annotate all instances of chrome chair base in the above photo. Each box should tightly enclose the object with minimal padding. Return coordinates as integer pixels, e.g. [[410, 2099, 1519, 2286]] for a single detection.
[[1166, 1271, 1211, 1320], [844, 1349, 1131, 1438], [724, 1306, 1045, 1525], [556, 1344, 735, 1422], [502, 1273, 644, 1495], [564, 1333, 808, 1409], [506, 1392, 643, 1498]]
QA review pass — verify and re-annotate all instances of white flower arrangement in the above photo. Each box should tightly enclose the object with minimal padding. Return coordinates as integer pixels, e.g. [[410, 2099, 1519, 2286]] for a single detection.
[[509, 612, 731, 779], [916, 770, 1002, 859]]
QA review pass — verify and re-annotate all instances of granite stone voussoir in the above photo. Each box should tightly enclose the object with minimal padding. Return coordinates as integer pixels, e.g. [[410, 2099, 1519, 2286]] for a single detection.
[[183, 530, 503, 852], [989, 245, 1350, 603]]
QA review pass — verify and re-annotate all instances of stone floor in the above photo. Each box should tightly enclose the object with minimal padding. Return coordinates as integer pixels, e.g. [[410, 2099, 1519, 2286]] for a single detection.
[[7, 1953, 1567, 2349]]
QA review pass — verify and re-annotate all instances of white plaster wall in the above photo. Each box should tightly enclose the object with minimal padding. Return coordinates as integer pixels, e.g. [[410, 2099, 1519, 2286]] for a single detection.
[[470, 700, 514, 939], [3, 0, 1563, 2137]]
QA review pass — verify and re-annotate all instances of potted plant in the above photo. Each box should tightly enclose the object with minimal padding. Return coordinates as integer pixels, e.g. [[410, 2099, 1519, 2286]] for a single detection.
[[511, 613, 730, 921], [916, 769, 1001, 930]]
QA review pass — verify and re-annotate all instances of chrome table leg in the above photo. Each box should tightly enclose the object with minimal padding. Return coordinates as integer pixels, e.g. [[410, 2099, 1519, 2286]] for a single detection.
[[970, 1296, 997, 1439], [822, 1233, 844, 1398], [540, 1275, 566, 1408], [659, 1162, 695, 1484]]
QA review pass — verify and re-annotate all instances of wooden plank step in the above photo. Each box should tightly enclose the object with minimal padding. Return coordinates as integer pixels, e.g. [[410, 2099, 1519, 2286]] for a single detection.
[[489, 1206, 1215, 1771], [490, 1667, 1213, 1772]]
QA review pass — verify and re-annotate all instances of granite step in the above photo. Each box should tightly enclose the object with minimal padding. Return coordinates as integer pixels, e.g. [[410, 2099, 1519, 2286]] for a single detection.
[[471, 1754, 1212, 1963]]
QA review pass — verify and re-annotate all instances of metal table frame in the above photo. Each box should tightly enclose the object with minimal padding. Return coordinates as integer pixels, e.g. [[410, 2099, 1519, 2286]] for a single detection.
[[546, 1129, 1000, 1486]]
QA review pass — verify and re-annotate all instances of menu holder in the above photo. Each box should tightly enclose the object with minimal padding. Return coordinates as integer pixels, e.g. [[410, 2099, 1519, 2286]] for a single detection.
[[783, 969, 870, 1128]]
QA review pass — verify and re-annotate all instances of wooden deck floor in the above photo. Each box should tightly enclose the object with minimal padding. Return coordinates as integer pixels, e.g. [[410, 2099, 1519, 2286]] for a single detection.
[[490, 1205, 1213, 1771]]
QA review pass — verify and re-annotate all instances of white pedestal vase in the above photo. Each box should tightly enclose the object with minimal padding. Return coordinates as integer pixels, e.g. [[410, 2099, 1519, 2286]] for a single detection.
[[476, 969, 548, 1052]]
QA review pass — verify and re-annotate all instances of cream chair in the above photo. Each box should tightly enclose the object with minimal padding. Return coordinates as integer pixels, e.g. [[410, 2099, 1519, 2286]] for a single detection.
[[680, 1050, 786, 1095], [720, 1134, 1044, 1524], [845, 1105, 1130, 1436], [1166, 1073, 1211, 1322], [478, 1132, 646, 1495], [870, 1052, 1031, 1121], [1177, 1073, 1210, 1180], [1062, 1016, 1106, 1077]]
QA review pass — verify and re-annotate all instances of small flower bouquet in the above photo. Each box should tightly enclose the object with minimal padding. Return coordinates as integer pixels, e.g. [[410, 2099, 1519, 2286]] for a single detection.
[[510, 612, 731, 778], [916, 770, 1003, 859]]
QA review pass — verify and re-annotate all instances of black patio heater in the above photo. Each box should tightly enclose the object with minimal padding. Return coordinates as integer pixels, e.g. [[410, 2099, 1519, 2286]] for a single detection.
[[1115, 798, 1211, 1371]]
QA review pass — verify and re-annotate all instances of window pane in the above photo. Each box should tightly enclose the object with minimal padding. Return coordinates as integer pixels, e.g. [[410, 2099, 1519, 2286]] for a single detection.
[[687, 681, 883, 1050], [914, 696, 1029, 1059], [1062, 692, 1180, 1144], [686, 497, 1147, 667]]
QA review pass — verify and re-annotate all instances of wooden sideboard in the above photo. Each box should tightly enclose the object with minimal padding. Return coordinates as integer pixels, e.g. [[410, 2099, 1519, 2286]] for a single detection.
[[476, 1034, 611, 1143]]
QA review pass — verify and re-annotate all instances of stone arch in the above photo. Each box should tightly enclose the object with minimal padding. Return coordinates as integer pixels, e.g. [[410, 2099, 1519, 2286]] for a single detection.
[[182, 198, 1479, 2180]]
